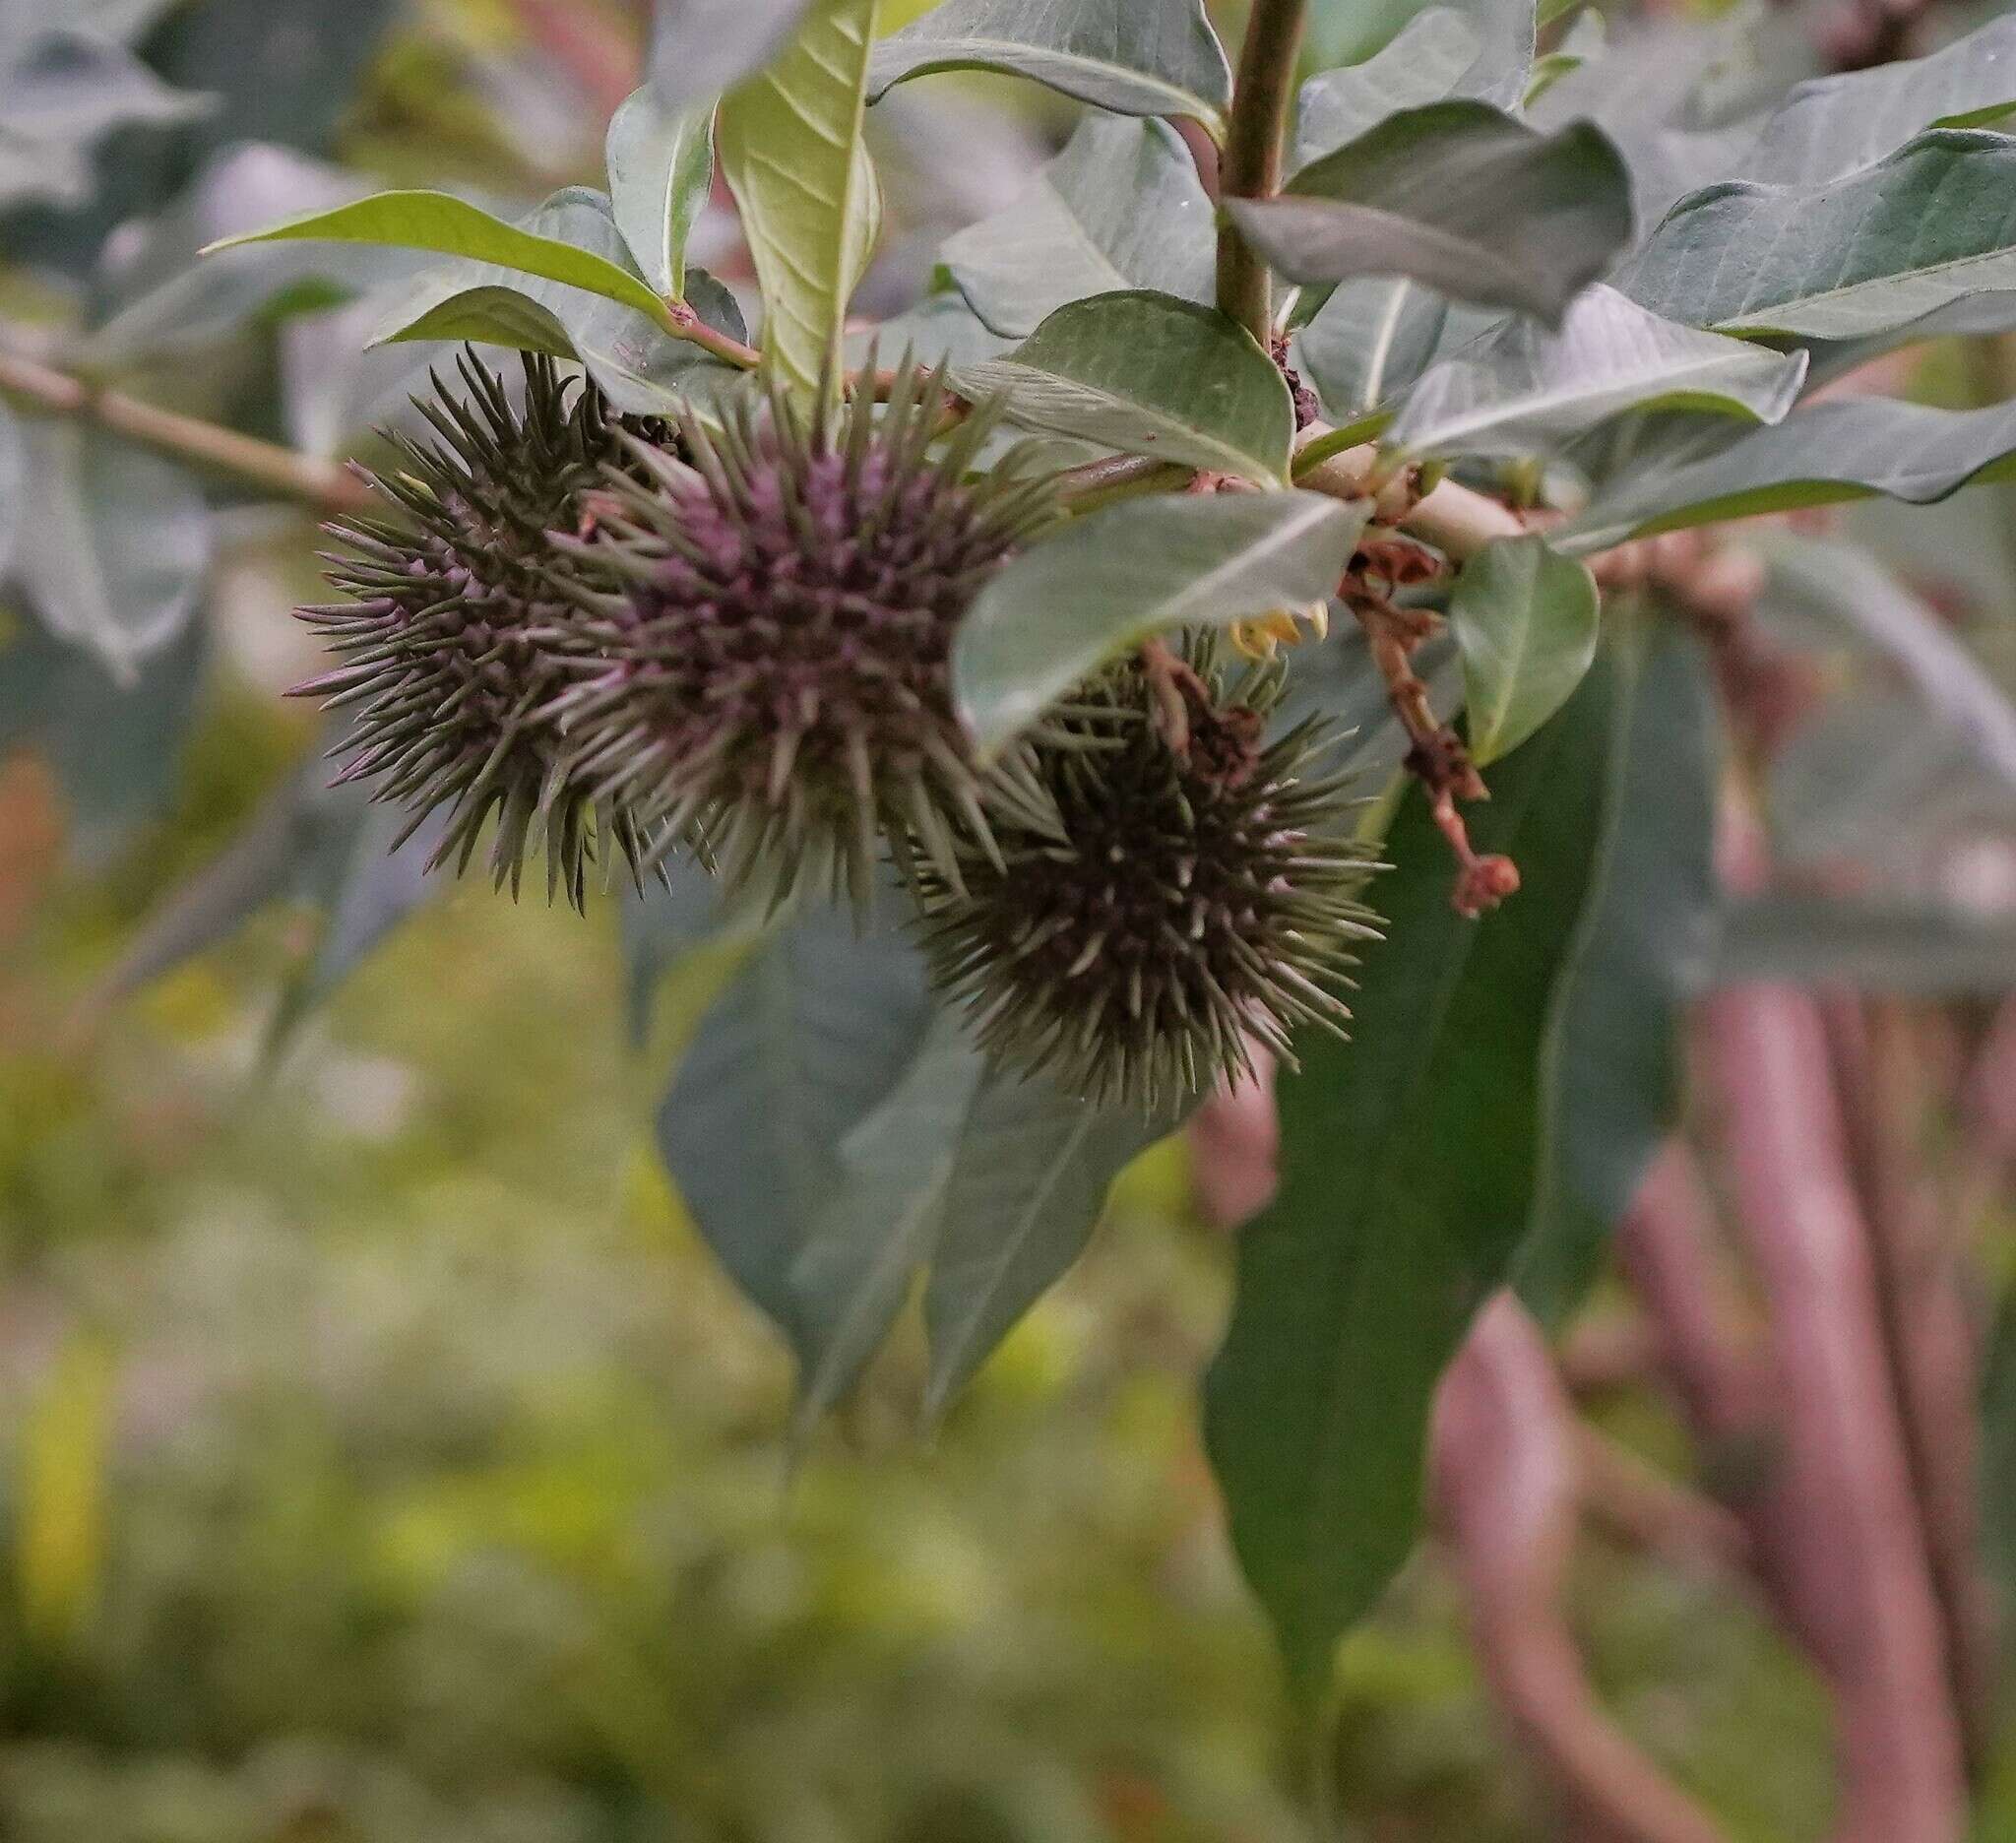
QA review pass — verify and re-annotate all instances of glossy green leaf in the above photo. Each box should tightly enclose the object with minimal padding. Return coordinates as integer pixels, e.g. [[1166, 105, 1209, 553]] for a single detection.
[[718, 0, 879, 408], [1714, 894, 2016, 993], [369, 189, 745, 419], [940, 115, 1215, 340], [1450, 536, 1600, 766], [1203, 663, 1614, 1696], [1744, 12, 2016, 186], [605, 83, 715, 300], [655, 904, 936, 1357], [11, 423, 210, 686], [924, 1074, 1183, 1417], [1514, 622, 1720, 1327], [954, 291, 1296, 484], [789, 1019, 986, 1429], [205, 187, 685, 336], [1292, 9, 1480, 168], [1556, 398, 2016, 552], [1624, 130, 2016, 341], [1391, 285, 1804, 464], [955, 490, 1367, 756], [867, 0, 1232, 139], [1228, 101, 1631, 326], [645, 0, 819, 113]]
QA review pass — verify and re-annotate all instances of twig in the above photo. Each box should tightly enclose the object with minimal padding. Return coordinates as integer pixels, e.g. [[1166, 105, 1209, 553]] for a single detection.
[[1215, 0, 1307, 345], [664, 299, 761, 370], [0, 345, 369, 517]]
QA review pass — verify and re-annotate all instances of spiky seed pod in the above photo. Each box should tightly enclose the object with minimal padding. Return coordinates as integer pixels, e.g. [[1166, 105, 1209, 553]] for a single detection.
[[913, 635, 1383, 1112], [539, 362, 1065, 910], [294, 349, 653, 906]]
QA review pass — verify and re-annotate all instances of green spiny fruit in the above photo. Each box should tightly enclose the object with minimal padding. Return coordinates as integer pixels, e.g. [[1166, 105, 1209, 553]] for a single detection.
[[913, 636, 1382, 1112], [294, 349, 652, 906], [540, 361, 1065, 910]]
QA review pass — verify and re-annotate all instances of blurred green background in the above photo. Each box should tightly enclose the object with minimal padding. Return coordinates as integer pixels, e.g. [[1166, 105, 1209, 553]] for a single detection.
[[0, 0, 1995, 1837]]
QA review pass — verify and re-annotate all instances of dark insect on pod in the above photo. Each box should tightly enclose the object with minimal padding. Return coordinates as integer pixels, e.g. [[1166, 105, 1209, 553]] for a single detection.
[[912, 635, 1383, 1112], [294, 349, 652, 907], [539, 359, 1065, 912]]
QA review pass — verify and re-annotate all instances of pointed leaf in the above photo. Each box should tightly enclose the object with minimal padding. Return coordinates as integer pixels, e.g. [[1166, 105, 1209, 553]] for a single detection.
[[368, 189, 745, 418], [1624, 130, 2016, 341], [924, 1073, 1184, 1416], [955, 490, 1367, 756], [940, 114, 1215, 340], [1556, 398, 2016, 552], [1230, 101, 1631, 326], [1514, 623, 1721, 1327], [1745, 12, 2016, 186], [1203, 663, 1615, 1696], [718, 0, 879, 408], [953, 291, 1296, 484], [11, 424, 209, 685], [1450, 536, 1600, 766], [654, 904, 936, 1354], [205, 188, 687, 336], [1389, 285, 1806, 464], [867, 0, 1232, 138], [606, 83, 715, 300], [1292, 9, 1480, 168], [789, 1020, 986, 1428]]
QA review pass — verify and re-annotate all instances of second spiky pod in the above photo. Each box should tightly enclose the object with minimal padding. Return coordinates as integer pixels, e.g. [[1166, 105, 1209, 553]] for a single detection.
[[543, 364, 1066, 910]]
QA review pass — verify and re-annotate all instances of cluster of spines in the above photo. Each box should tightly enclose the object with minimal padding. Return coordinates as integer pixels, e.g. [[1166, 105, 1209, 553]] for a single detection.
[[912, 635, 1382, 1112], [537, 360, 1064, 911], [297, 350, 652, 907]]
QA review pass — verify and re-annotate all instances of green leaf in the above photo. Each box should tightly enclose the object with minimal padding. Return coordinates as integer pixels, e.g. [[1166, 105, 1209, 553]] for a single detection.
[[653, 903, 936, 1356], [718, 0, 879, 409], [788, 1019, 987, 1430], [1514, 622, 1721, 1328], [1714, 894, 2016, 993], [1449, 536, 1600, 766], [955, 490, 1367, 757], [924, 1073, 1183, 1417], [953, 291, 1296, 484], [1750, 533, 2016, 792], [205, 187, 684, 337], [1522, 9, 1603, 109], [605, 83, 715, 301], [1228, 101, 1632, 326], [867, 0, 1232, 140], [1744, 12, 2016, 186], [11, 423, 210, 686], [1292, 282, 1468, 424], [940, 115, 1215, 340], [368, 189, 745, 419], [1203, 662, 1615, 1696], [645, 0, 819, 113], [1623, 130, 2016, 341], [1556, 398, 2016, 552], [1389, 285, 1806, 465], [620, 860, 750, 1046], [1292, 8, 1480, 169]]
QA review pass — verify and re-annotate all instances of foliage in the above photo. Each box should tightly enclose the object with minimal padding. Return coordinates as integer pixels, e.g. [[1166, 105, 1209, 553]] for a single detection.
[[2, 0, 2014, 1796]]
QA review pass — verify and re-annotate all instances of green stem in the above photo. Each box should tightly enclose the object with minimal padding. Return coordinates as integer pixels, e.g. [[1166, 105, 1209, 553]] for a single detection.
[[1216, 0, 1308, 346]]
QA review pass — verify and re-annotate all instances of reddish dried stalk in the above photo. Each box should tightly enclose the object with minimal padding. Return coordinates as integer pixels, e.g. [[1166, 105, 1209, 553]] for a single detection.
[[1431, 1298, 1735, 1843]]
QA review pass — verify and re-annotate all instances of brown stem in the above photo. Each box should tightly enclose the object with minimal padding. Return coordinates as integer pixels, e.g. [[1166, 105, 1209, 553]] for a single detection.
[[1216, 0, 1307, 345], [0, 346, 370, 517], [1432, 1298, 1736, 1843], [1822, 996, 1997, 1780]]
